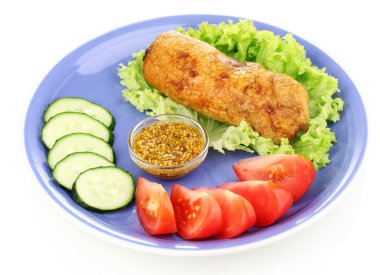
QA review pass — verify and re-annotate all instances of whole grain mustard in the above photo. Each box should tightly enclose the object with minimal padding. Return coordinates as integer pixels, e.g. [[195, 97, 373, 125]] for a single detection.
[[133, 121, 204, 167]]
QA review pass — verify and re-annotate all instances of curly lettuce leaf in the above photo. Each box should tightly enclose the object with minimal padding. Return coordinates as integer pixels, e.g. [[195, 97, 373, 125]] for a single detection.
[[118, 20, 344, 168]]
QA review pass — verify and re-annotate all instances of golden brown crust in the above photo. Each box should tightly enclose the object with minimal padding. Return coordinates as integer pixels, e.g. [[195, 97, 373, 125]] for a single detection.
[[142, 31, 309, 143]]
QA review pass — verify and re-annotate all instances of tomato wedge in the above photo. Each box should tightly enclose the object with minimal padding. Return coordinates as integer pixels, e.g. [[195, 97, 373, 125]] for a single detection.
[[170, 184, 223, 239], [233, 154, 316, 201], [193, 187, 256, 239], [269, 182, 293, 218], [136, 177, 176, 235], [217, 181, 292, 227]]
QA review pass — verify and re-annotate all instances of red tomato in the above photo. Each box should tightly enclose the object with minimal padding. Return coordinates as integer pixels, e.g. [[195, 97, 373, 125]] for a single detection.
[[268, 182, 293, 218], [170, 184, 223, 239], [193, 187, 256, 239], [217, 181, 292, 227], [136, 177, 176, 235], [233, 154, 315, 201]]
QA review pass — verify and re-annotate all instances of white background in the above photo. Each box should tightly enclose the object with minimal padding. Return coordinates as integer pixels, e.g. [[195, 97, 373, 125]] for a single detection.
[[1, 0, 379, 274]]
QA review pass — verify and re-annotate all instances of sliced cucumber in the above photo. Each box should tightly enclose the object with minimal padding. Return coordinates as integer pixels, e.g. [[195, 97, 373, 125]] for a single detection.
[[44, 97, 115, 130], [48, 133, 114, 169], [52, 152, 115, 190], [42, 112, 113, 149], [72, 167, 135, 212]]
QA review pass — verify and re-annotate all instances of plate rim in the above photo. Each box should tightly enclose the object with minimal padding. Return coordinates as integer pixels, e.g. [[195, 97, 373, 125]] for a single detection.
[[24, 14, 368, 256]]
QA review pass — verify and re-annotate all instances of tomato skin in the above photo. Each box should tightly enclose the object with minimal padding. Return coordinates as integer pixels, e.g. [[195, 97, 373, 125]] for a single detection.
[[170, 184, 223, 239], [268, 182, 293, 218], [193, 187, 256, 239], [136, 178, 176, 235], [233, 154, 315, 201], [217, 181, 292, 227]]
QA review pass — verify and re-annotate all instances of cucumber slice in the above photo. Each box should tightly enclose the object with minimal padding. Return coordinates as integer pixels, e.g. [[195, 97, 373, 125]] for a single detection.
[[48, 133, 114, 169], [52, 152, 115, 190], [72, 167, 135, 212], [42, 112, 113, 149], [44, 97, 115, 130]]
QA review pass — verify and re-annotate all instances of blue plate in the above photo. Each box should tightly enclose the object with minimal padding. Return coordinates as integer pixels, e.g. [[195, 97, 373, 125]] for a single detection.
[[24, 15, 367, 256]]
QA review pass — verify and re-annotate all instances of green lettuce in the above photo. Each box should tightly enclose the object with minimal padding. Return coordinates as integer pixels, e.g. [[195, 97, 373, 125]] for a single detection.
[[118, 20, 343, 169]]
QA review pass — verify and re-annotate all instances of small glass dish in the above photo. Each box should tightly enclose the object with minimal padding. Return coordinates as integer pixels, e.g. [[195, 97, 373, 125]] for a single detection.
[[128, 114, 209, 180]]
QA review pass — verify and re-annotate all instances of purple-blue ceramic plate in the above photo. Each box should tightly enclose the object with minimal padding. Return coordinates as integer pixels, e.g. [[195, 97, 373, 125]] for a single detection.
[[25, 15, 367, 256]]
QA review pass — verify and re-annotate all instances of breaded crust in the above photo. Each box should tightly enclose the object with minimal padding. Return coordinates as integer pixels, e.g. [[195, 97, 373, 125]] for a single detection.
[[142, 31, 309, 143]]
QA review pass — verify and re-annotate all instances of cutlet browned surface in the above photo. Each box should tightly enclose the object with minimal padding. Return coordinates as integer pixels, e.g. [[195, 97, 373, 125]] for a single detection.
[[142, 31, 309, 143]]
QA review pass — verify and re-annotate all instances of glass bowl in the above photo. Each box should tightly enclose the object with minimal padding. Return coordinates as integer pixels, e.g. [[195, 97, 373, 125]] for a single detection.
[[128, 114, 209, 180]]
